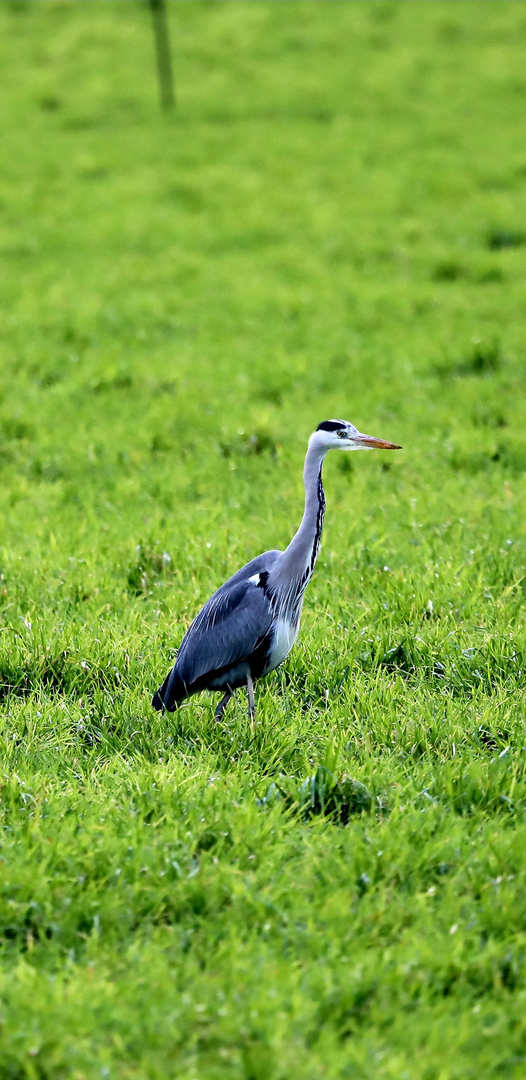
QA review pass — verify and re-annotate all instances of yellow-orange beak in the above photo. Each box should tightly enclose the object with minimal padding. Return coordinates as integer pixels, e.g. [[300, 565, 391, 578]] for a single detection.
[[353, 433, 402, 450]]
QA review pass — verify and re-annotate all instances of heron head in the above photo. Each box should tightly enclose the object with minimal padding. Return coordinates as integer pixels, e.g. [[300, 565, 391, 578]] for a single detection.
[[314, 419, 401, 452]]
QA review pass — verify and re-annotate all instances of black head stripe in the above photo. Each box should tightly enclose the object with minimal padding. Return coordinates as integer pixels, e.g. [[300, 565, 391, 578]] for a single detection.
[[316, 420, 346, 433]]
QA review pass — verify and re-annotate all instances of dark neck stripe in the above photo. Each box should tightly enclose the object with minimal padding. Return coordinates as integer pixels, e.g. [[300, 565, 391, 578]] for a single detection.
[[310, 465, 326, 571]]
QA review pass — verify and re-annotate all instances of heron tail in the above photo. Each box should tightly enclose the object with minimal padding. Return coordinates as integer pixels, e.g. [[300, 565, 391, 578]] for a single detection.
[[152, 665, 186, 713]]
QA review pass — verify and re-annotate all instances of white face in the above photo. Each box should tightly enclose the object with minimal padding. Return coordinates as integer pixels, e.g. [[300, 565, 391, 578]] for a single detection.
[[312, 420, 401, 453]]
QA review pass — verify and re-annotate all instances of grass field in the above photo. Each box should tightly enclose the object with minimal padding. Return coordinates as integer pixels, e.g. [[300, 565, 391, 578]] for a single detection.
[[1, 2, 526, 1076]]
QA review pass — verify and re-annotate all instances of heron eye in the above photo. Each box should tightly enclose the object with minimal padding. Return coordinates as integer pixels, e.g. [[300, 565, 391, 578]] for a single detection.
[[337, 429, 347, 439]]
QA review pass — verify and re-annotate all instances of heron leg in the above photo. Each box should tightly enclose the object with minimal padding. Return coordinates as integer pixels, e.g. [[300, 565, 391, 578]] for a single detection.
[[214, 689, 232, 722], [247, 674, 256, 723]]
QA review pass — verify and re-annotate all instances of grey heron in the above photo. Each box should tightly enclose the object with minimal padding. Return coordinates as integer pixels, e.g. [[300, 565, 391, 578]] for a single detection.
[[152, 419, 401, 721]]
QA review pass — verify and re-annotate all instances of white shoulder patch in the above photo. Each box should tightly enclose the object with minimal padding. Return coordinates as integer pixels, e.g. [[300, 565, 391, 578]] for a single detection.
[[248, 573, 260, 586]]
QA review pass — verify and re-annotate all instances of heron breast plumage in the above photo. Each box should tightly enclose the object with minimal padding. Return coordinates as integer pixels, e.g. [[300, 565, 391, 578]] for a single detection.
[[265, 613, 301, 674]]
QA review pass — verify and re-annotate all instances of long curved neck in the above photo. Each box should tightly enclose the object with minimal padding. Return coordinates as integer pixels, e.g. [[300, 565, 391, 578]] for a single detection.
[[271, 437, 328, 591]]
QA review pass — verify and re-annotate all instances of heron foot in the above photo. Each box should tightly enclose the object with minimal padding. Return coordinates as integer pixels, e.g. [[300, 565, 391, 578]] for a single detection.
[[215, 689, 232, 722], [247, 674, 256, 726]]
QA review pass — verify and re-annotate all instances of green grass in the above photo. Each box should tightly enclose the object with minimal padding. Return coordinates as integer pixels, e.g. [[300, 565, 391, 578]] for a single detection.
[[1, 1, 526, 1076]]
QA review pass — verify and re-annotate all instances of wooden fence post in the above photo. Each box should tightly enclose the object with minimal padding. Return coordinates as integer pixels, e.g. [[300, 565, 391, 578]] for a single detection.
[[150, 0, 175, 110]]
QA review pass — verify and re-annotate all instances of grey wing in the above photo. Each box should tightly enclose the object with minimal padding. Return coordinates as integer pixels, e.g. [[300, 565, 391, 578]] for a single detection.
[[176, 574, 274, 690], [152, 549, 282, 710]]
